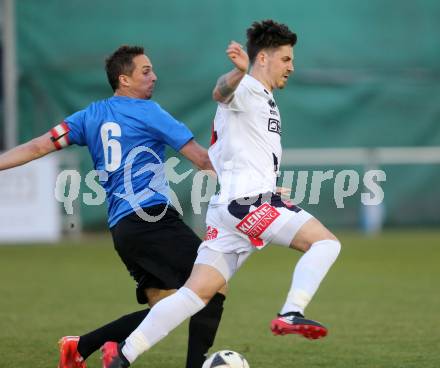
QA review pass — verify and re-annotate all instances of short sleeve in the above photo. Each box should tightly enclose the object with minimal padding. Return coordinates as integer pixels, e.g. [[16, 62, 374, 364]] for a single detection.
[[147, 102, 194, 151], [219, 81, 250, 112], [65, 109, 87, 146]]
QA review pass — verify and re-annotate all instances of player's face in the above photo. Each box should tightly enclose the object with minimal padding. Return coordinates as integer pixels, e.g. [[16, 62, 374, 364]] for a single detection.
[[267, 45, 294, 90], [127, 54, 157, 99]]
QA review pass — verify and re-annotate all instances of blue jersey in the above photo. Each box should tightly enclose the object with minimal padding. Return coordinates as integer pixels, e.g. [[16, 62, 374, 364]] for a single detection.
[[64, 96, 193, 227]]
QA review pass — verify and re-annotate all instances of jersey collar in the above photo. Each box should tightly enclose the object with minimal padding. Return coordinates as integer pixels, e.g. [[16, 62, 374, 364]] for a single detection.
[[242, 74, 274, 99]]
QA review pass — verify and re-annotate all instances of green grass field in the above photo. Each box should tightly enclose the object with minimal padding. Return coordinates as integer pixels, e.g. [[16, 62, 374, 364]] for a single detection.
[[1, 230, 439, 368]]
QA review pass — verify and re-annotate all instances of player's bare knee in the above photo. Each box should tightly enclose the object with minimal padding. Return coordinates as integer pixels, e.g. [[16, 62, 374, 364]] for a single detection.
[[184, 263, 227, 304], [290, 218, 341, 252]]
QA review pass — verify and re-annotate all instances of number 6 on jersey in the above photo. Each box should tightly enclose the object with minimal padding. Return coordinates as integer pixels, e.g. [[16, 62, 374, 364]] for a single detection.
[[101, 122, 122, 171]]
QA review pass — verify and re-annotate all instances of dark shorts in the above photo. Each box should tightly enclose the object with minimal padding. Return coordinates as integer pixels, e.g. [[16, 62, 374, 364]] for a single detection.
[[110, 205, 201, 304]]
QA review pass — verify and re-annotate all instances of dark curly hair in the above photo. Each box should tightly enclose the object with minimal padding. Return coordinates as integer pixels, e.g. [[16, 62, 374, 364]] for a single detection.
[[246, 20, 297, 64], [105, 45, 145, 91]]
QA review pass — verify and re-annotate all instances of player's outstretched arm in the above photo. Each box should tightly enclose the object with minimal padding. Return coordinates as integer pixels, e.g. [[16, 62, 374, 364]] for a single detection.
[[212, 41, 249, 104], [0, 132, 57, 171], [180, 139, 215, 173]]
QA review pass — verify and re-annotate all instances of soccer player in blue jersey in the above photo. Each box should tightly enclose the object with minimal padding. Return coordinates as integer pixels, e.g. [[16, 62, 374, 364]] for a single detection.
[[0, 45, 226, 368]]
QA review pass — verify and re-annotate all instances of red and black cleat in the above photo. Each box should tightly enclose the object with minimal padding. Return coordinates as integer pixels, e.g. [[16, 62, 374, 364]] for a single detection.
[[101, 342, 119, 368], [103, 342, 130, 368], [58, 336, 87, 368], [270, 312, 328, 340]]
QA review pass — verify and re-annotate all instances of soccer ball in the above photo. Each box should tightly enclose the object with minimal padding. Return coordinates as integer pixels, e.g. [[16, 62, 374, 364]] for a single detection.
[[202, 350, 250, 368]]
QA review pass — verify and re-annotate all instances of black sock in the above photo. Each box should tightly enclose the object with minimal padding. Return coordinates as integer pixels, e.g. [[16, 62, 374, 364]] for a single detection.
[[77, 308, 150, 360], [186, 293, 225, 368]]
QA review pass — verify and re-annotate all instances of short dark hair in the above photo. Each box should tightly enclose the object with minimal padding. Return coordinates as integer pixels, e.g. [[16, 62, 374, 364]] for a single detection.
[[246, 20, 297, 64], [105, 45, 144, 91]]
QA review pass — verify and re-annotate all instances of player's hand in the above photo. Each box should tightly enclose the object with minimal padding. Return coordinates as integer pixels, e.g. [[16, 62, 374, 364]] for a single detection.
[[226, 41, 249, 73]]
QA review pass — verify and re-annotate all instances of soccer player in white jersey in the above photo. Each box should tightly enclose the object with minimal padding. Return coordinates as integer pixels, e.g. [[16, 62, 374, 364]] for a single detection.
[[107, 20, 341, 367]]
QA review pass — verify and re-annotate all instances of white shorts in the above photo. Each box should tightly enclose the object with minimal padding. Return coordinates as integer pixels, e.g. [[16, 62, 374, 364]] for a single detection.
[[195, 192, 313, 281]]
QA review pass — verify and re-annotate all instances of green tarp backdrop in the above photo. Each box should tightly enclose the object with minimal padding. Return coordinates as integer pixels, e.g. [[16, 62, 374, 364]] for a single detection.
[[8, 0, 440, 229]]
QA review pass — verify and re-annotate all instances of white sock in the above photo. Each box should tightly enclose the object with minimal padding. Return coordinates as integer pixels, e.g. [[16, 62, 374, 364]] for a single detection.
[[280, 239, 341, 315], [122, 287, 205, 364]]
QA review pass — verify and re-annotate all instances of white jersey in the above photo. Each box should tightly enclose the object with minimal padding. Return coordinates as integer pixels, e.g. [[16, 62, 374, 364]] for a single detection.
[[209, 74, 282, 203]]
